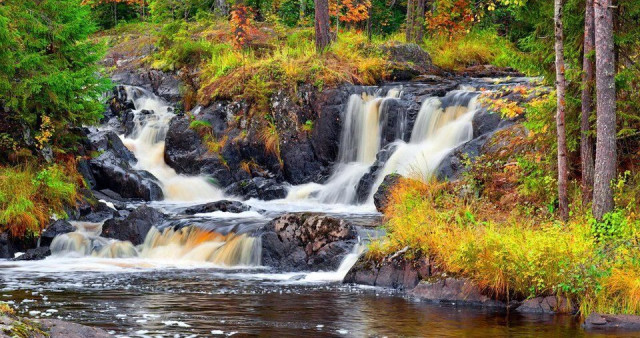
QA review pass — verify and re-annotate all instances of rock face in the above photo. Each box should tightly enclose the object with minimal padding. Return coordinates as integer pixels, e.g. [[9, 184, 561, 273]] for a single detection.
[[583, 313, 640, 331], [373, 174, 402, 212], [112, 69, 182, 102], [224, 177, 287, 201], [101, 205, 166, 245], [260, 214, 358, 271]]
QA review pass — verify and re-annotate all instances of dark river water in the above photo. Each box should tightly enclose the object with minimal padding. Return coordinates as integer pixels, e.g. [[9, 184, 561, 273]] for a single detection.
[[0, 262, 623, 337]]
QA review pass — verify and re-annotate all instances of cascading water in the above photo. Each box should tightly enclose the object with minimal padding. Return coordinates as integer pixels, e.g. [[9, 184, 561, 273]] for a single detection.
[[288, 89, 401, 204], [51, 222, 262, 266], [120, 86, 223, 202]]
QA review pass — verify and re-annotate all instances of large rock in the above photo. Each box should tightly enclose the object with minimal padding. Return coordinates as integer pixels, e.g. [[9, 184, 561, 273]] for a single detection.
[[112, 69, 182, 102], [0, 316, 110, 338], [344, 248, 431, 290], [0, 233, 15, 259], [101, 205, 166, 245], [382, 43, 438, 80], [260, 214, 358, 271], [373, 174, 402, 212], [515, 296, 575, 314], [355, 145, 398, 204]]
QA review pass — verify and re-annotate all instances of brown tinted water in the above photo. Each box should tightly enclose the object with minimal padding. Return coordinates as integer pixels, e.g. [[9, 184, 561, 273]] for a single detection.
[[0, 265, 625, 337]]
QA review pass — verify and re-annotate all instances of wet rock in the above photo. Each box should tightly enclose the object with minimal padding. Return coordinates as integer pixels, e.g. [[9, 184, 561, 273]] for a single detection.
[[183, 200, 251, 215], [101, 205, 167, 245], [12, 246, 51, 261], [40, 220, 75, 247], [37, 318, 111, 337], [583, 313, 640, 331], [260, 213, 358, 271], [224, 177, 287, 201], [344, 249, 430, 290], [89, 151, 164, 201], [381, 43, 438, 80], [280, 140, 323, 185], [373, 174, 402, 212], [459, 64, 523, 78], [409, 278, 506, 308], [356, 145, 398, 204], [516, 296, 575, 314]]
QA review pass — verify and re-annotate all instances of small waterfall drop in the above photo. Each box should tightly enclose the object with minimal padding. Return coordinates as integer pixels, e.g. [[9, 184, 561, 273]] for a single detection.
[[120, 86, 223, 202], [51, 223, 262, 266]]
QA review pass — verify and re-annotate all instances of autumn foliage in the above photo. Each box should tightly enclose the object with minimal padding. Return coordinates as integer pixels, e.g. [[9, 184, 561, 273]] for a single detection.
[[425, 0, 476, 38], [329, 0, 371, 24], [231, 5, 254, 50]]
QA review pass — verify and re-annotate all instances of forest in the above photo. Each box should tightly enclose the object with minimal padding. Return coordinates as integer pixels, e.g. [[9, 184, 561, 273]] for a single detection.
[[0, 0, 640, 336]]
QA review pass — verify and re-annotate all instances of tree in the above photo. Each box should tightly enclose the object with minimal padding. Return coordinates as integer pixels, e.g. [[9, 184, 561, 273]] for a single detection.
[[592, 0, 616, 220], [580, 0, 595, 204], [0, 0, 108, 158], [315, 0, 332, 51], [554, 0, 569, 220]]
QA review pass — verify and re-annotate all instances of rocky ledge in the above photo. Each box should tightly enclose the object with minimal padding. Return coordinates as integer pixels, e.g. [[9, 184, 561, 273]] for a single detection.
[[0, 315, 110, 338]]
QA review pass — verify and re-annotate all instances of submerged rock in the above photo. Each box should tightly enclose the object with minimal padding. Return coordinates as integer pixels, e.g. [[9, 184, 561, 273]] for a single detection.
[[583, 313, 640, 331], [260, 213, 358, 271], [515, 295, 575, 314], [101, 205, 167, 245]]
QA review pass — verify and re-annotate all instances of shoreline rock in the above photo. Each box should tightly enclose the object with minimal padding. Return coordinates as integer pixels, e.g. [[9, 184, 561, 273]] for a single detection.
[[0, 315, 110, 338]]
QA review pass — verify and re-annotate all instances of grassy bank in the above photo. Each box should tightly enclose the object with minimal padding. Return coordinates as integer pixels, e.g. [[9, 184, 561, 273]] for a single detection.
[[369, 117, 640, 315]]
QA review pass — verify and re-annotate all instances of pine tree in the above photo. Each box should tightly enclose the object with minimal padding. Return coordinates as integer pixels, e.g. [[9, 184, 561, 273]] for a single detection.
[[554, 0, 569, 220], [581, 0, 595, 205]]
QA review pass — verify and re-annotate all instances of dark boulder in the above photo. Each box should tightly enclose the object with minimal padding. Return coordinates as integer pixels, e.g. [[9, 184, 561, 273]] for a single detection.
[[112, 69, 181, 103], [101, 205, 167, 245], [88, 130, 136, 164], [280, 140, 323, 185], [435, 133, 491, 181], [183, 200, 251, 215], [40, 220, 75, 247], [89, 151, 164, 201], [224, 177, 287, 201], [373, 174, 402, 212], [260, 213, 358, 271], [583, 313, 640, 331], [12, 246, 51, 261]]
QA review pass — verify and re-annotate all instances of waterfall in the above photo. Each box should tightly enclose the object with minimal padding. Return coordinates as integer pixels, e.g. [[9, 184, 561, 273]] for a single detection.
[[288, 90, 401, 204], [50, 223, 262, 266], [120, 86, 223, 202]]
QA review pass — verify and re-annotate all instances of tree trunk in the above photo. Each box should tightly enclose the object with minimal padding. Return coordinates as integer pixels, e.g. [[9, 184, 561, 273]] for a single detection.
[[314, 0, 332, 52], [414, 0, 425, 42], [554, 0, 569, 221], [300, 0, 306, 20], [592, 0, 617, 220], [406, 0, 415, 42], [581, 0, 595, 205]]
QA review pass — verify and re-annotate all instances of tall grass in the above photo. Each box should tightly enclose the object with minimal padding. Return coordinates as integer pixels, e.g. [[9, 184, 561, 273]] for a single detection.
[[0, 163, 80, 237]]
